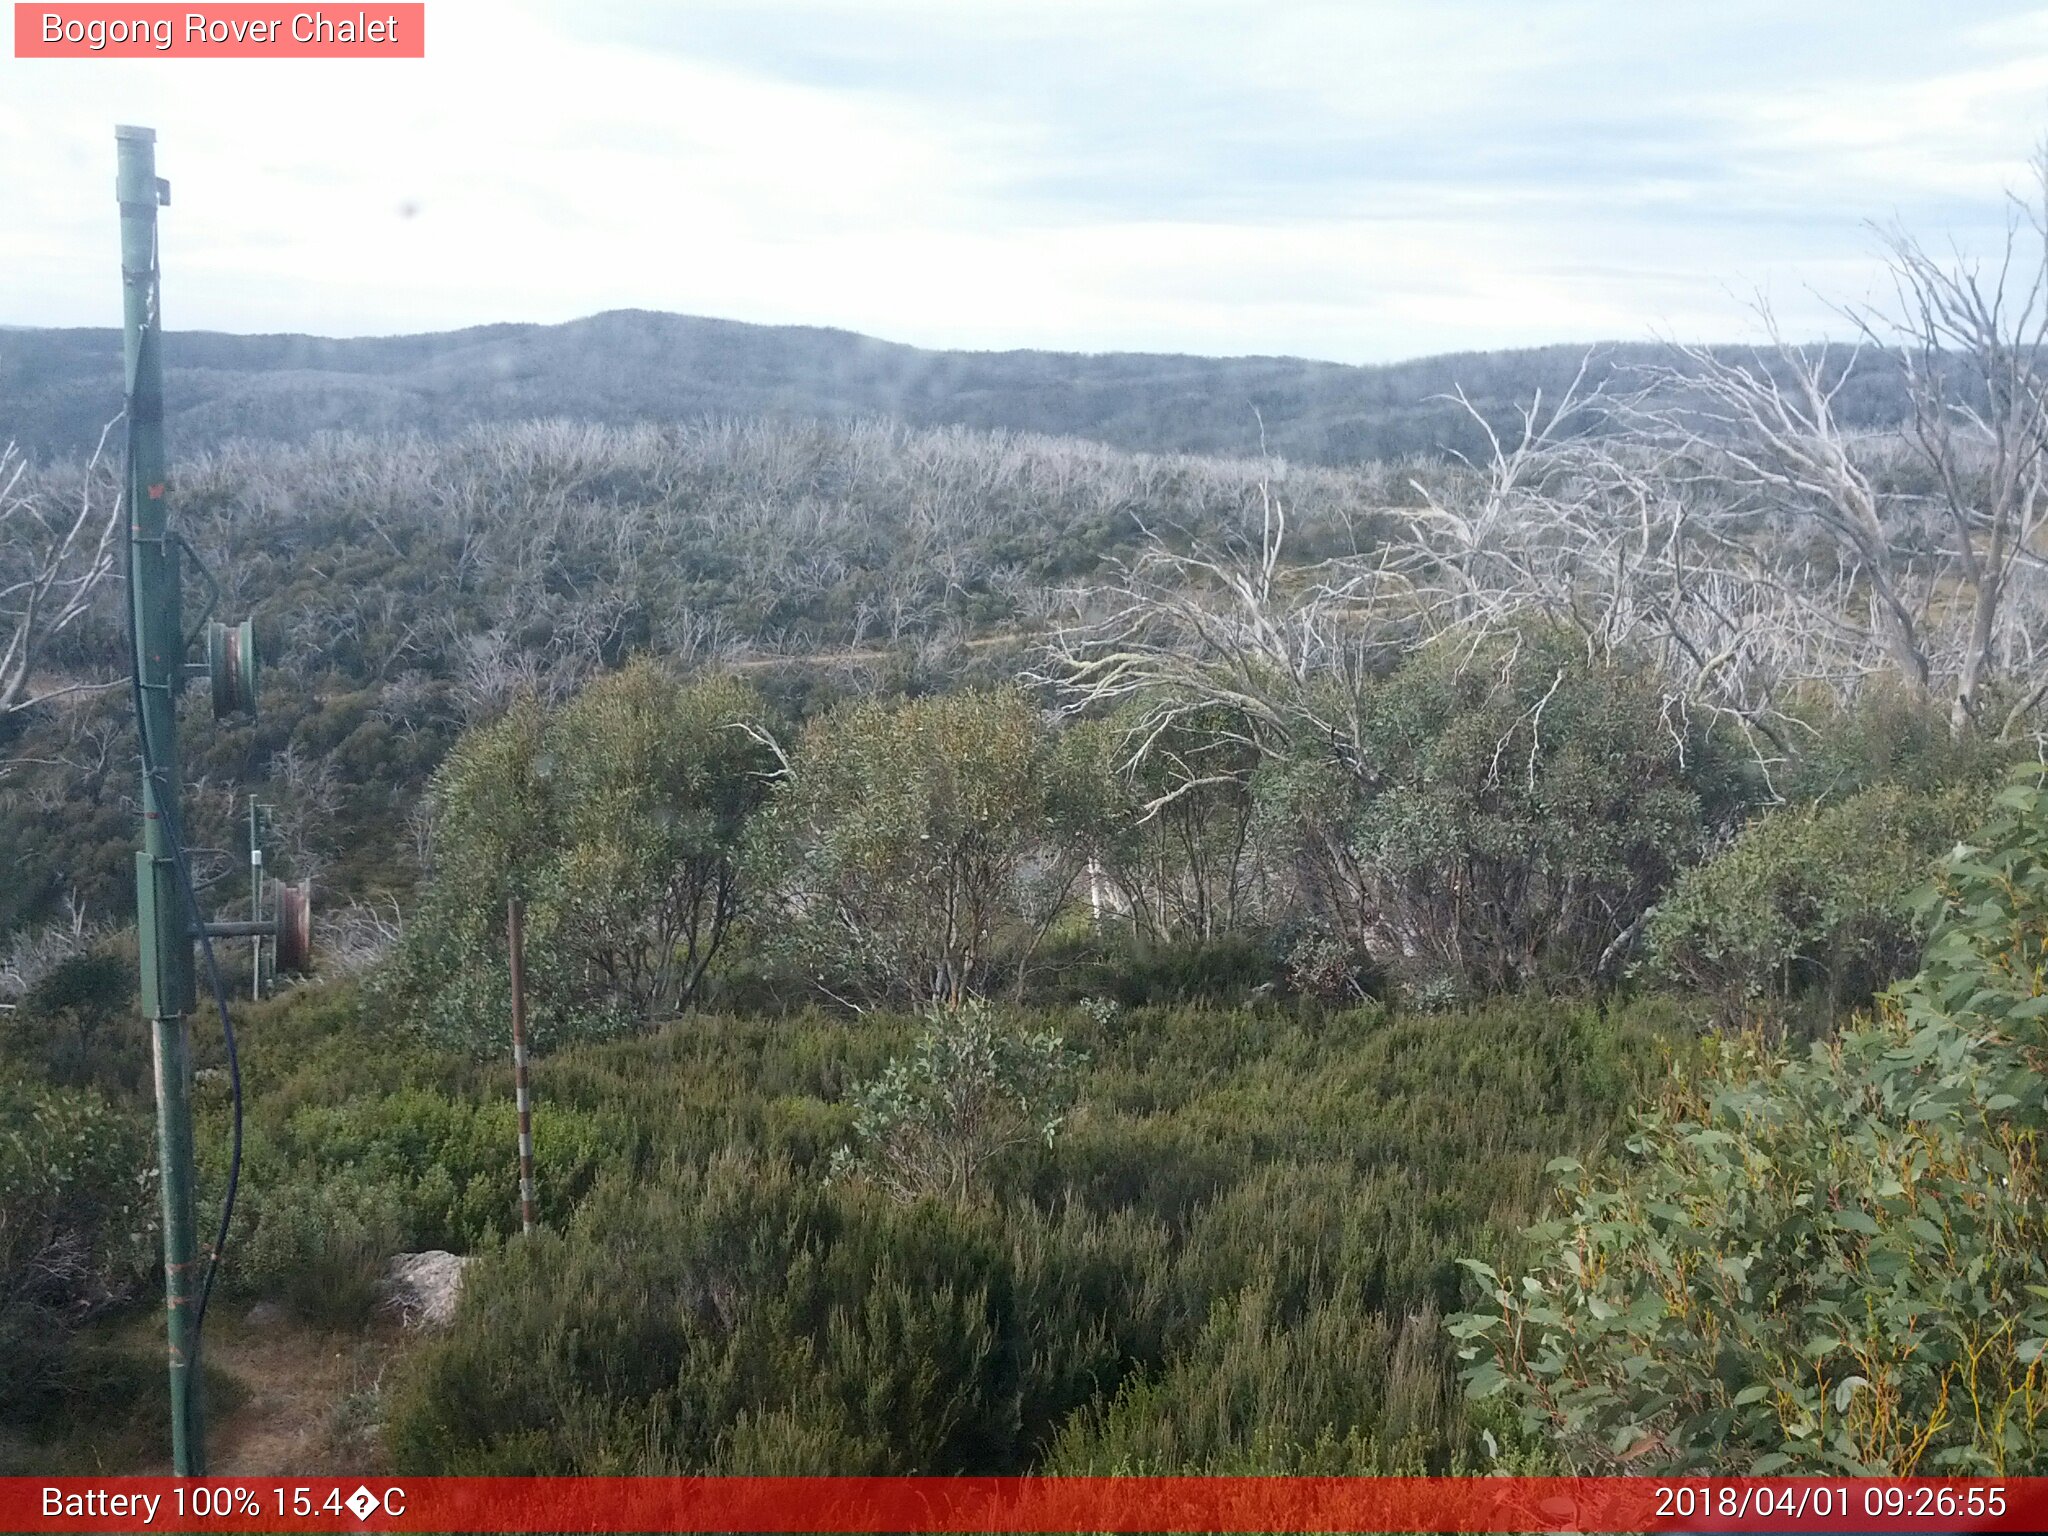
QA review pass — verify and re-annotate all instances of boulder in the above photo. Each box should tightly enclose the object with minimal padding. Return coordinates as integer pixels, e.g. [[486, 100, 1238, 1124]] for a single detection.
[[379, 1249, 472, 1329]]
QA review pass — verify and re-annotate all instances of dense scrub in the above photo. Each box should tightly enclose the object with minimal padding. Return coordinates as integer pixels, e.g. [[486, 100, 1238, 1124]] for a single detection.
[[367, 639, 1770, 1042], [369, 993, 1679, 1473], [1645, 689, 2021, 1016], [0, 1067, 154, 1424], [2, 597, 2013, 1470], [380, 665, 773, 1052]]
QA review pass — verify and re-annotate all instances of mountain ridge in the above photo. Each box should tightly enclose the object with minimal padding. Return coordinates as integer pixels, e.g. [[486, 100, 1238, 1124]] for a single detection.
[[0, 307, 1899, 466]]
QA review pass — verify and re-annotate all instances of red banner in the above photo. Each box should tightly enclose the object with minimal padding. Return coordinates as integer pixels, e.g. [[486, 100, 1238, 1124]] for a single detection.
[[12, 4, 424, 58], [2, 1476, 2043, 1533]]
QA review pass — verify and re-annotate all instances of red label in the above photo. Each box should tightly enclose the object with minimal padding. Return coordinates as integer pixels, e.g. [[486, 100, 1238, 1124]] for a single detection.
[[13, 4, 424, 57], [1, 1476, 2044, 1533]]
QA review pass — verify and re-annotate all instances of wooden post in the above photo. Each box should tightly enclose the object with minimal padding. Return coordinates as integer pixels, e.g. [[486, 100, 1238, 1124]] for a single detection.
[[508, 896, 536, 1236]]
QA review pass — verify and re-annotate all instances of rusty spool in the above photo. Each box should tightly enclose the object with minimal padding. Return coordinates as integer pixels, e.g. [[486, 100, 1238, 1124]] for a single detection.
[[207, 617, 258, 719], [271, 877, 313, 973]]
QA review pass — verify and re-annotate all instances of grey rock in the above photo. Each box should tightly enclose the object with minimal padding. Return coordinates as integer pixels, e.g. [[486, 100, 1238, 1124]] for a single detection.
[[378, 1249, 472, 1329]]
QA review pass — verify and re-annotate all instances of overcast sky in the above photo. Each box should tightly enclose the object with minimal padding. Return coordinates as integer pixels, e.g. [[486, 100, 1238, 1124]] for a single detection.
[[3, 1, 2047, 361]]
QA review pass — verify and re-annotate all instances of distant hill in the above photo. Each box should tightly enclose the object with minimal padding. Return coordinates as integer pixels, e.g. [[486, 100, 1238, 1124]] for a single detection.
[[0, 309, 1913, 466]]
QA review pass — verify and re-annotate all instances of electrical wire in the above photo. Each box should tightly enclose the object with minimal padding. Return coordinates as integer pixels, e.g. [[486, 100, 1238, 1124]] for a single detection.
[[123, 235, 243, 1343]]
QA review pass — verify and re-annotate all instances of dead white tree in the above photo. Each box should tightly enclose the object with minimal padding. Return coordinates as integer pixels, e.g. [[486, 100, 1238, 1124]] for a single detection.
[[1866, 169, 2048, 734], [1613, 158, 2048, 739], [0, 428, 123, 722], [316, 896, 406, 976], [1632, 324, 1942, 701], [1401, 370, 1886, 760], [1037, 481, 1416, 813]]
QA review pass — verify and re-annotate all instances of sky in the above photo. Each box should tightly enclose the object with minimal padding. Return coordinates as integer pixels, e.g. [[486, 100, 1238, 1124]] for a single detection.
[[3, 1, 2047, 362]]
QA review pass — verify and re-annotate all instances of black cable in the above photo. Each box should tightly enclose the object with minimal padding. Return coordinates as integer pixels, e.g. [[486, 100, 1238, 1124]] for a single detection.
[[122, 264, 243, 1342]]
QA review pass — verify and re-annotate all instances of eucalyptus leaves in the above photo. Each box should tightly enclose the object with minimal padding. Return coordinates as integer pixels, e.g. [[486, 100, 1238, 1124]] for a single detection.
[[1452, 770, 2048, 1475]]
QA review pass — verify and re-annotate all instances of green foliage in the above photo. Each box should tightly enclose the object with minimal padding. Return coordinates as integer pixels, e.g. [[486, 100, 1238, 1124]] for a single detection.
[[1048, 1286, 1459, 1473], [1031, 931, 1296, 1009], [230, 1172, 407, 1329], [1904, 772, 2048, 1034], [8, 949, 142, 1096], [196, 991, 630, 1327], [1647, 785, 1975, 1011], [23, 951, 129, 1024], [0, 1070, 153, 1423], [1072, 708, 1268, 945], [381, 664, 773, 1052], [168, 984, 628, 1323], [224, 1084, 621, 1263], [1455, 768, 2048, 1475], [1645, 688, 2019, 1012], [830, 1001, 1083, 1203], [753, 688, 1092, 1005], [1778, 685, 2020, 805], [386, 992, 1675, 1473], [387, 1157, 1030, 1474], [1258, 631, 1742, 997]]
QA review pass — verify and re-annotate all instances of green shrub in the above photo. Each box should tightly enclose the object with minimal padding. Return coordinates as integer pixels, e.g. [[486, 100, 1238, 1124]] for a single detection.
[[1254, 630, 1744, 998], [247, 1086, 621, 1250], [0, 1071, 153, 1423], [1778, 686, 2019, 805], [230, 1172, 407, 1328], [1646, 785, 1974, 1012], [383, 992, 1672, 1475], [1068, 707, 1268, 949], [386, 1157, 1029, 1473], [380, 665, 773, 1054], [200, 1081, 624, 1325], [12, 952, 138, 1095], [1002, 1201, 1176, 1458], [748, 688, 1093, 1006], [830, 1001, 1082, 1204], [185, 993, 630, 1325], [1455, 769, 2048, 1475], [1027, 932, 1279, 1008], [1048, 1282, 1459, 1473]]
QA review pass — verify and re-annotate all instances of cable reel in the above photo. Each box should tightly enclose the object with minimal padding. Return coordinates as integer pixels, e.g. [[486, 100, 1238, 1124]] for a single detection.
[[271, 878, 313, 974], [206, 617, 258, 718]]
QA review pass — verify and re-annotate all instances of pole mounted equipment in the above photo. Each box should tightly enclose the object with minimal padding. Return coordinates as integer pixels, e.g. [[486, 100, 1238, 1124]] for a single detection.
[[117, 124, 312, 1478], [208, 617, 258, 717]]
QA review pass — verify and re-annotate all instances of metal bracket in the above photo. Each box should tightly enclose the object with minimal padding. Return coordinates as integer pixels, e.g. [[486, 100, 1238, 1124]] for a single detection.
[[173, 531, 220, 649]]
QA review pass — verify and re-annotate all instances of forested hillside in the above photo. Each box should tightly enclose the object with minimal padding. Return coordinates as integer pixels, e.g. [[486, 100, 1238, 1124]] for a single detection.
[[0, 418, 1425, 938], [0, 311, 1918, 468]]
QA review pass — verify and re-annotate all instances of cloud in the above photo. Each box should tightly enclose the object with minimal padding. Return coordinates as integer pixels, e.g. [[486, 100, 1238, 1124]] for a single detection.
[[1, 0, 2044, 359]]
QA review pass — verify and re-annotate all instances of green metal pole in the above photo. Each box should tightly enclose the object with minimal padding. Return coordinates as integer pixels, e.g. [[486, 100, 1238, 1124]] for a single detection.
[[118, 122, 205, 1477]]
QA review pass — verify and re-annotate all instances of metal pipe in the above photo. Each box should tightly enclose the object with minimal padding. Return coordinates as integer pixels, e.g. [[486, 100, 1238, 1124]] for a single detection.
[[118, 121, 205, 1477], [198, 920, 279, 940], [508, 897, 536, 1236]]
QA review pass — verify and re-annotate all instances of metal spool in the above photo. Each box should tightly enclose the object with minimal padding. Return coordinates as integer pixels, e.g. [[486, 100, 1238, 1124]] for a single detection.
[[271, 878, 313, 973], [207, 618, 259, 719]]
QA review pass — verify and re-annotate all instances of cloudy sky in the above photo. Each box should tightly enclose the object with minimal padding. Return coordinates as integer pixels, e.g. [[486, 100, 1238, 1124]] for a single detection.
[[3, 1, 2046, 361]]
